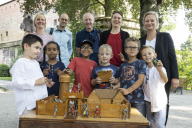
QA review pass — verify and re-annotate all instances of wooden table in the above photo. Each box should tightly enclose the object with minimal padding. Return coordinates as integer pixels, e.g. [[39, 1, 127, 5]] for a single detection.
[[19, 108, 149, 128]]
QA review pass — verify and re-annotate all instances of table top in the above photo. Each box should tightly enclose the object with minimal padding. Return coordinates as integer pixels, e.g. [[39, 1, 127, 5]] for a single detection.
[[19, 107, 149, 125]]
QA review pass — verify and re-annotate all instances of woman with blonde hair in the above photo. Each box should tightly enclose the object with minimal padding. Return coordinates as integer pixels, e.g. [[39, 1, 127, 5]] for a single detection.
[[33, 12, 54, 63], [24, 12, 54, 63], [140, 11, 179, 125]]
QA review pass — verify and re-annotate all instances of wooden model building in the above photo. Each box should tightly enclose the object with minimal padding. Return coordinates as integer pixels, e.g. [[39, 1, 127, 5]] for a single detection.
[[97, 70, 112, 82], [36, 73, 131, 119]]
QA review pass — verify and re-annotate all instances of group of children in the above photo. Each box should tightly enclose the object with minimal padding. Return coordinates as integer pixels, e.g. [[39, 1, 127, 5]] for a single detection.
[[11, 34, 168, 127]]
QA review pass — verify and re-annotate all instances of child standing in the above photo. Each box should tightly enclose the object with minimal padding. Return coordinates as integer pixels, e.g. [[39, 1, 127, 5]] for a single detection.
[[140, 45, 168, 128], [10, 34, 53, 115], [118, 37, 146, 117], [91, 44, 119, 89], [67, 40, 97, 96], [41, 41, 65, 96]]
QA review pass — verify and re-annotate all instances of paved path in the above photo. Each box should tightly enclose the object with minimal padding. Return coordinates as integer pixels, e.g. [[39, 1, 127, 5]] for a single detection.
[[0, 80, 192, 128]]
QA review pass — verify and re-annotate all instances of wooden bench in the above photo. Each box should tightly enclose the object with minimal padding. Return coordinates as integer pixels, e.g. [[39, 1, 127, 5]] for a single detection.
[[174, 78, 192, 94]]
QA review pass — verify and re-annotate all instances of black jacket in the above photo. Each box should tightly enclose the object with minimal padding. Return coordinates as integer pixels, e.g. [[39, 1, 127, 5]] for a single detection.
[[99, 30, 130, 59], [140, 32, 179, 82]]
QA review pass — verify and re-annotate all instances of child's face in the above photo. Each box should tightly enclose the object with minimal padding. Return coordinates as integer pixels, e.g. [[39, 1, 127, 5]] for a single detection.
[[24, 41, 42, 60], [46, 43, 59, 59], [98, 48, 113, 65], [80, 43, 93, 58], [125, 41, 139, 57], [141, 48, 156, 64]]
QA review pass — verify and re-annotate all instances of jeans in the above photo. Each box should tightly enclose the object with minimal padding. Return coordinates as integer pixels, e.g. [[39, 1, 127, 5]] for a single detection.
[[131, 103, 146, 117], [145, 101, 166, 128]]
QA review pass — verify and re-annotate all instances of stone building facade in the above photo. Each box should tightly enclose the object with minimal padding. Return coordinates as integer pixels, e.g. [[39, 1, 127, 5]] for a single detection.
[[0, 0, 59, 66]]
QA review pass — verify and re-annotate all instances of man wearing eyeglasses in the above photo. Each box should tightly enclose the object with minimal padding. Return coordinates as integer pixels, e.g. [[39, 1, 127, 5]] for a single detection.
[[75, 13, 102, 64], [46, 13, 73, 67]]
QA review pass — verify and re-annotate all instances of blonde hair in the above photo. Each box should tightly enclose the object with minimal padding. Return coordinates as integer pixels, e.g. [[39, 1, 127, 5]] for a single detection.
[[99, 44, 113, 54], [34, 12, 46, 31], [125, 37, 141, 50], [143, 11, 159, 29], [140, 45, 156, 55]]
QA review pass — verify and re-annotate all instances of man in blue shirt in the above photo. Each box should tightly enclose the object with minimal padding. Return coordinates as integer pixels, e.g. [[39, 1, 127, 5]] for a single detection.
[[46, 13, 72, 67], [75, 13, 102, 64]]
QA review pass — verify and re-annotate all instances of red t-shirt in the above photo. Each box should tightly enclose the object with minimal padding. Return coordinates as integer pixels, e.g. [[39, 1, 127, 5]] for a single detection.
[[106, 32, 122, 66], [68, 57, 97, 96]]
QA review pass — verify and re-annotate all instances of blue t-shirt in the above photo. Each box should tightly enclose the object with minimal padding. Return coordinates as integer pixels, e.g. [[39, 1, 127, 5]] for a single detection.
[[75, 28, 102, 64], [91, 64, 118, 89], [40, 61, 65, 96], [118, 60, 146, 103]]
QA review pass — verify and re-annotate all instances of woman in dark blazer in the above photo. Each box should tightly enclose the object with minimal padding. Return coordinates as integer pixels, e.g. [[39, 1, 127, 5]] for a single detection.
[[99, 11, 129, 66], [140, 11, 179, 124]]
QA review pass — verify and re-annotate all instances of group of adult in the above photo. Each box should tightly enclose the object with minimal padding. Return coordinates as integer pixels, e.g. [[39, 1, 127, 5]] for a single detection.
[[27, 10, 179, 124]]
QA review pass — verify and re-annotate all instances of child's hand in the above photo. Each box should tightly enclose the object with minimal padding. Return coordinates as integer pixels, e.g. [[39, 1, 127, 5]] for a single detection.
[[155, 60, 163, 71], [118, 88, 129, 95], [119, 52, 126, 62], [109, 77, 116, 84], [35, 77, 48, 85], [96, 77, 102, 84], [43, 69, 49, 76], [57, 69, 63, 76], [46, 79, 55, 88]]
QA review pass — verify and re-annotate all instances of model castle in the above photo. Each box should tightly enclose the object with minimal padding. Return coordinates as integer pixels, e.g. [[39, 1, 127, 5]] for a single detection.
[[36, 73, 131, 119]]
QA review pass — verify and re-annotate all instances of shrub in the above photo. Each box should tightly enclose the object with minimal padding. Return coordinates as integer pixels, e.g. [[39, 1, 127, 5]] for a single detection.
[[0, 64, 10, 77]]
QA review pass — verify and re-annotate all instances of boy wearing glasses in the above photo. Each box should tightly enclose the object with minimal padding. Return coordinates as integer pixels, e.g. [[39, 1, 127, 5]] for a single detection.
[[140, 45, 168, 127], [117, 37, 146, 117], [67, 40, 97, 96]]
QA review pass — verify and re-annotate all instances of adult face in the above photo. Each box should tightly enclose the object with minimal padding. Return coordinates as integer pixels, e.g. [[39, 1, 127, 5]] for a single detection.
[[58, 14, 69, 29], [83, 13, 94, 30], [144, 14, 158, 31], [34, 15, 46, 29], [111, 13, 123, 28]]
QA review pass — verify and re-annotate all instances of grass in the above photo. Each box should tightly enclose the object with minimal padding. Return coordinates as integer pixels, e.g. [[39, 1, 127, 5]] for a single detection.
[[0, 77, 12, 81]]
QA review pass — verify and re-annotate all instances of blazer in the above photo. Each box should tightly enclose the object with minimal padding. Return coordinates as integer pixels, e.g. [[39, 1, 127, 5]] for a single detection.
[[99, 30, 130, 59], [140, 32, 179, 82]]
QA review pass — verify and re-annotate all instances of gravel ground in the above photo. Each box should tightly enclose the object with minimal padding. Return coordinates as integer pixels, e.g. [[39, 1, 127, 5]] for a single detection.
[[0, 80, 192, 128]]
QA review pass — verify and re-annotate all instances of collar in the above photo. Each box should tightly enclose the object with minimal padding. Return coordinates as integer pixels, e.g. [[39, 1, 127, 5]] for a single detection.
[[56, 26, 66, 32], [84, 28, 95, 33]]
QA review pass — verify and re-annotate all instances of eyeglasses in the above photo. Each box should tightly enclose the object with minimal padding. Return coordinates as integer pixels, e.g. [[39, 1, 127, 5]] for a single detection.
[[89, 34, 95, 42], [60, 18, 68, 22], [81, 46, 92, 50], [125, 46, 139, 50]]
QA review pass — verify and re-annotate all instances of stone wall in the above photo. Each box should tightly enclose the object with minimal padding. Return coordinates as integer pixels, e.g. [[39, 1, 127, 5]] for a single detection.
[[0, 40, 21, 66]]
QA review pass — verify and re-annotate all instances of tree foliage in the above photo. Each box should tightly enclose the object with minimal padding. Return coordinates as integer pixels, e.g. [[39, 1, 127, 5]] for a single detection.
[[180, 35, 192, 51], [176, 48, 192, 86], [17, 0, 192, 36]]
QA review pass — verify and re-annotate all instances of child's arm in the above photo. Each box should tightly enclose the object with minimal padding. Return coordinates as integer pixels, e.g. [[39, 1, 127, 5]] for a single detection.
[[119, 74, 145, 95], [91, 77, 102, 86], [35, 77, 48, 85], [42, 69, 49, 76], [64, 68, 73, 76], [156, 60, 168, 84]]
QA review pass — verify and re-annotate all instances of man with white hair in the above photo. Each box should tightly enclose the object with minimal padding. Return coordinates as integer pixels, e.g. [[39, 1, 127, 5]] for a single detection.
[[75, 13, 102, 64]]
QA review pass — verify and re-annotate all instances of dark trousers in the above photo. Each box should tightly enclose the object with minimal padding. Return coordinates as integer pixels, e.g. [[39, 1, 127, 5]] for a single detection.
[[165, 81, 171, 125]]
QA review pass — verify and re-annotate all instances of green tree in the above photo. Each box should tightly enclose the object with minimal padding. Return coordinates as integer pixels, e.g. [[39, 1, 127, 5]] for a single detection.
[[176, 48, 192, 86], [17, 0, 192, 36], [180, 35, 192, 51]]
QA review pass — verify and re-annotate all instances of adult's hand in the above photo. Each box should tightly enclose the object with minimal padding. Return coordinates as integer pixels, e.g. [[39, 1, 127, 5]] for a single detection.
[[171, 78, 179, 89]]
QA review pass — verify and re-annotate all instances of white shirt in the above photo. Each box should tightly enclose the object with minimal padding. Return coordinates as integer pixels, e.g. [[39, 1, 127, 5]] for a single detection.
[[143, 66, 167, 112], [146, 38, 156, 49], [10, 58, 48, 115]]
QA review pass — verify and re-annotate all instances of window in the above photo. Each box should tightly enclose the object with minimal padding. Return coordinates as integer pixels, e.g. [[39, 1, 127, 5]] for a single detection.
[[1, 34, 2, 42], [6, 31, 8, 36], [54, 19, 57, 26]]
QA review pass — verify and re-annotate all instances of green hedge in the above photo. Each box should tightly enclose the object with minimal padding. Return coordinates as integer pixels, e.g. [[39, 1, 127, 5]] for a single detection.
[[0, 64, 10, 77]]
